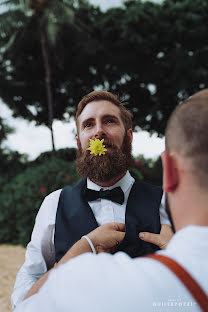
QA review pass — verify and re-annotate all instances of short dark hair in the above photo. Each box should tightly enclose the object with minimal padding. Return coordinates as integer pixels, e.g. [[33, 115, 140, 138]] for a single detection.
[[165, 89, 208, 187], [76, 90, 133, 131]]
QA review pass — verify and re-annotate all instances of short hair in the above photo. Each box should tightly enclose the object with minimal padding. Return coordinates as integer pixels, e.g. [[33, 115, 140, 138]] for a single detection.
[[75, 90, 133, 132], [165, 89, 208, 187]]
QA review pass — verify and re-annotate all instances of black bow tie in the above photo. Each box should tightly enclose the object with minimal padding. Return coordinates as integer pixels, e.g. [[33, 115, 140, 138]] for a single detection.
[[84, 186, 124, 205]]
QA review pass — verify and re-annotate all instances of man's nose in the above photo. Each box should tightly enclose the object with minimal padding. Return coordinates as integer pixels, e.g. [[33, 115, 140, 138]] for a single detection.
[[94, 123, 106, 138]]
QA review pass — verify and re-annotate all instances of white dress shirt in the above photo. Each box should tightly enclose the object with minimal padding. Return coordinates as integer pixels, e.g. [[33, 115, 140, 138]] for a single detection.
[[14, 225, 208, 312], [11, 171, 169, 310]]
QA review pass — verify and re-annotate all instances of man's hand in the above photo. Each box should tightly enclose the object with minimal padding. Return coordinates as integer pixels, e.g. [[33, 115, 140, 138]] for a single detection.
[[87, 222, 125, 254], [139, 224, 174, 250]]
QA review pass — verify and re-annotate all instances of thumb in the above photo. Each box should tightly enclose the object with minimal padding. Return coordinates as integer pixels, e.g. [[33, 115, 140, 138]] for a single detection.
[[139, 232, 161, 247]]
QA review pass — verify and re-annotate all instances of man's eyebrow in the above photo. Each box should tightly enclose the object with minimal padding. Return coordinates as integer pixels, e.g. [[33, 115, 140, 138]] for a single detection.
[[102, 114, 119, 120], [81, 117, 94, 126]]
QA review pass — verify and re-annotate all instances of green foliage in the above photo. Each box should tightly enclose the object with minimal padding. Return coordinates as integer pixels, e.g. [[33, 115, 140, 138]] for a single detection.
[[33, 147, 77, 164], [129, 166, 143, 181], [96, 0, 208, 136], [1, 0, 208, 136], [0, 0, 98, 127], [133, 155, 162, 186], [0, 157, 80, 246], [0, 117, 14, 147], [0, 148, 28, 190]]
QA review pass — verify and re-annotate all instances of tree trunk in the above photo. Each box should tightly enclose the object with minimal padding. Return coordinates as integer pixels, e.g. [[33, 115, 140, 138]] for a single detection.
[[40, 21, 56, 152]]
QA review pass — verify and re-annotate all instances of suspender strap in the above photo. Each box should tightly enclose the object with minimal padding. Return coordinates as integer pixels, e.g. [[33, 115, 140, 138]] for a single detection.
[[147, 254, 208, 312]]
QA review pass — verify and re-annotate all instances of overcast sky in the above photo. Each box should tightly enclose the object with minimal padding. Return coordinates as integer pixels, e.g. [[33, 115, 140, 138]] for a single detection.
[[0, 0, 165, 160], [90, 0, 162, 10]]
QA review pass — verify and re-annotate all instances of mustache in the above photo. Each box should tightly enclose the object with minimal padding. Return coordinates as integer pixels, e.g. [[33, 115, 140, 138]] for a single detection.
[[94, 138, 117, 149]]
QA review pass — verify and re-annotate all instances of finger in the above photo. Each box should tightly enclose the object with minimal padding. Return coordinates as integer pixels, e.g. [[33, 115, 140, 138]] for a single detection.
[[110, 231, 125, 247], [112, 222, 126, 232], [139, 232, 161, 247], [115, 231, 125, 243]]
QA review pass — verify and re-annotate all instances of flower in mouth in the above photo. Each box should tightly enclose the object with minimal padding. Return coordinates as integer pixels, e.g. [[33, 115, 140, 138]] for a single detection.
[[87, 138, 107, 156]]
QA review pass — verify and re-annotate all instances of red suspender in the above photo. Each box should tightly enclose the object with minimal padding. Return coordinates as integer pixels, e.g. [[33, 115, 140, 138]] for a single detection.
[[147, 254, 208, 312]]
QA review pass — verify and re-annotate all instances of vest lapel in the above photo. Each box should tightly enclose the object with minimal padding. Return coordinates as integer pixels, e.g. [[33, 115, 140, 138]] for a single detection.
[[70, 179, 98, 232], [55, 179, 98, 262], [115, 179, 162, 257]]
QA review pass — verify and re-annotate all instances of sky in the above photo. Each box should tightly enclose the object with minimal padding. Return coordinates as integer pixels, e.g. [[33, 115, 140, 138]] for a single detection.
[[90, 0, 162, 10], [0, 0, 165, 160]]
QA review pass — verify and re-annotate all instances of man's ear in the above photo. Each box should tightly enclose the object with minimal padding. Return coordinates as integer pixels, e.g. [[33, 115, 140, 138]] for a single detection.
[[161, 151, 178, 193], [127, 128, 133, 144]]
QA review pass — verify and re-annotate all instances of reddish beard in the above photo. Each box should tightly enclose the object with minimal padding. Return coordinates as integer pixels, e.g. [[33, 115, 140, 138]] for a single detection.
[[76, 133, 134, 182]]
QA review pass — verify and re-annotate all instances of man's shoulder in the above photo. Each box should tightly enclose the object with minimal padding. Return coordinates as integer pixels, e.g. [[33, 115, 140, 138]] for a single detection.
[[45, 189, 62, 201], [50, 251, 171, 290]]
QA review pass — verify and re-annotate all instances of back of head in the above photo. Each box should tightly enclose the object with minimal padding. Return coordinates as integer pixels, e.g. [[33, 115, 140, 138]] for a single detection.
[[165, 89, 208, 189]]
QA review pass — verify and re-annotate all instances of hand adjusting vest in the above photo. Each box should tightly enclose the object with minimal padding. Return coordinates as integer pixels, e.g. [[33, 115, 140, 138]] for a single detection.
[[54, 178, 163, 262]]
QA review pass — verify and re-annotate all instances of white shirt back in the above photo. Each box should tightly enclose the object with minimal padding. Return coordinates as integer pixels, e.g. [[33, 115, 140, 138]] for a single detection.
[[14, 225, 208, 312]]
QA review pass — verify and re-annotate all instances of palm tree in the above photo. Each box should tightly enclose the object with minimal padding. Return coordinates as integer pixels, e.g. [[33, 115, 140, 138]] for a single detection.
[[0, 0, 92, 151]]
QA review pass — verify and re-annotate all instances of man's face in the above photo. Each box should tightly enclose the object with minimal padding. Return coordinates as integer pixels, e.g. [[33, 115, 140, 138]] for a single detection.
[[77, 100, 131, 151], [76, 100, 133, 182]]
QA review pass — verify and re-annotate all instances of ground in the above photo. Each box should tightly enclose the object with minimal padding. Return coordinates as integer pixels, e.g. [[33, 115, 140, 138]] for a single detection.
[[0, 245, 25, 312]]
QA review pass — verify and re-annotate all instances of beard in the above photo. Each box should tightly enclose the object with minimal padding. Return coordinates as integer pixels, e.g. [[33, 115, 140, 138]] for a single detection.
[[76, 132, 134, 182]]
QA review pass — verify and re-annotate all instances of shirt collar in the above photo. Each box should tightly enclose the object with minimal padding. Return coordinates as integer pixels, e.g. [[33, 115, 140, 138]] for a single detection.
[[87, 171, 135, 194]]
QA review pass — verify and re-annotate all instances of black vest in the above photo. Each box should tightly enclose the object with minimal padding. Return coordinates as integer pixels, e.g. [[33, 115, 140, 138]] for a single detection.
[[55, 179, 163, 262]]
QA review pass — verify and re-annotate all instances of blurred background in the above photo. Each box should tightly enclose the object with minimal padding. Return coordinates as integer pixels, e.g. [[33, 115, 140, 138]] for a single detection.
[[1, 0, 208, 310]]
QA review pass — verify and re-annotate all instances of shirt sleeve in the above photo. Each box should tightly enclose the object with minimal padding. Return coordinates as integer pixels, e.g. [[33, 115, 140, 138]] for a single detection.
[[11, 189, 61, 311], [159, 192, 171, 225]]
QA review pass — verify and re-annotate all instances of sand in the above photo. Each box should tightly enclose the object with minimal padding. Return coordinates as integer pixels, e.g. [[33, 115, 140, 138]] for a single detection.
[[0, 245, 25, 312]]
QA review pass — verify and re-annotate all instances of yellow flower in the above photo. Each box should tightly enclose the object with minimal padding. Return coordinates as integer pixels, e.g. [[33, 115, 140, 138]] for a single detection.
[[87, 138, 107, 156]]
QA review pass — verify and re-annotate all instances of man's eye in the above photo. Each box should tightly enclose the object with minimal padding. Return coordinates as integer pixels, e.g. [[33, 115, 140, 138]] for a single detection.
[[84, 122, 92, 128], [106, 119, 115, 124]]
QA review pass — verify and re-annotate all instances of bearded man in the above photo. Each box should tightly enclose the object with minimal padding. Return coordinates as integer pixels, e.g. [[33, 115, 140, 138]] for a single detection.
[[11, 90, 171, 310]]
